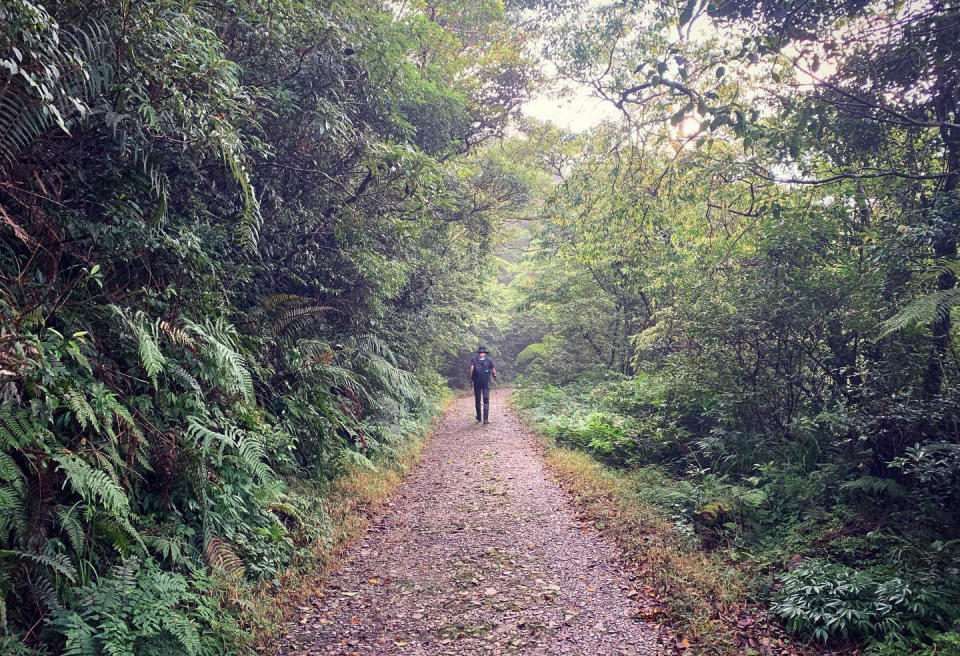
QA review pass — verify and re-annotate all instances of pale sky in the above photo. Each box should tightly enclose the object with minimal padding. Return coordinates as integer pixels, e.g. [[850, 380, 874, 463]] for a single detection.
[[522, 85, 620, 132]]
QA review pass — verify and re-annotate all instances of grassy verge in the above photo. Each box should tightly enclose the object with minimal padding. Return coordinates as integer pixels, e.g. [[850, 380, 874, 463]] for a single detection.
[[511, 395, 811, 656], [248, 393, 452, 651]]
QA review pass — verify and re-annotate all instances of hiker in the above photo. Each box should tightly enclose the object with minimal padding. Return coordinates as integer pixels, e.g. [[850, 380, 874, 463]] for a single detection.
[[469, 346, 497, 424]]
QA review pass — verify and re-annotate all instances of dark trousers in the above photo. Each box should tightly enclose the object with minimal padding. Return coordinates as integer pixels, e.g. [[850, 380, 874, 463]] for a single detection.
[[473, 380, 490, 421]]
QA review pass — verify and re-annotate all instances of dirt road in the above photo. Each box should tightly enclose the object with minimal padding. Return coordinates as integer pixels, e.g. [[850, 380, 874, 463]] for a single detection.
[[277, 388, 661, 655]]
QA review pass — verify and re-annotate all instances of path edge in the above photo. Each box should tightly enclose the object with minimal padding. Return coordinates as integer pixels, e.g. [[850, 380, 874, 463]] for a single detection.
[[506, 391, 820, 656], [253, 392, 456, 653]]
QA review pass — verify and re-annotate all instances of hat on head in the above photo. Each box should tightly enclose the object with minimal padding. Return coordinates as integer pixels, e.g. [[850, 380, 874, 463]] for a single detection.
[[477, 346, 488, 353]]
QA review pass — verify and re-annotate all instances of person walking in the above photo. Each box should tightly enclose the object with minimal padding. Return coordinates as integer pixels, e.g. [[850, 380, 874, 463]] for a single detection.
[[470, 346, 497, 424]]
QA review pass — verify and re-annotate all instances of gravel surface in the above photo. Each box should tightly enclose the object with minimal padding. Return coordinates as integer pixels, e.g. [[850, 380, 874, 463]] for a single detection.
[[277, 388, 662, 655]]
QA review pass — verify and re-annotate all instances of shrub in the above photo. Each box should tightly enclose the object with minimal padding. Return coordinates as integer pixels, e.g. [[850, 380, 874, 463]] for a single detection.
[[48, 557, 246, 656], [771, 559, 960, 645]]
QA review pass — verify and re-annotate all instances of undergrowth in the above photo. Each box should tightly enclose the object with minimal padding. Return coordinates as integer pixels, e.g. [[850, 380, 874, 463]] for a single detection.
[[512, 380, 960, 655]]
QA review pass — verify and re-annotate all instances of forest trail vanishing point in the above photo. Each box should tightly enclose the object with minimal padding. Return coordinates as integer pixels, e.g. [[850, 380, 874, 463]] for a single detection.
[[277, 388, 663, 655]]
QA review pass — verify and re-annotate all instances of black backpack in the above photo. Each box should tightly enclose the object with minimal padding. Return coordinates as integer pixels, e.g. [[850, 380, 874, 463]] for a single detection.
[[472, 356, 493, 383]]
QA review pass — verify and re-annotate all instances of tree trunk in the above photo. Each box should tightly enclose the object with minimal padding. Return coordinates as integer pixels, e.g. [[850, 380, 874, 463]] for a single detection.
[[923, 92, 960, 398]]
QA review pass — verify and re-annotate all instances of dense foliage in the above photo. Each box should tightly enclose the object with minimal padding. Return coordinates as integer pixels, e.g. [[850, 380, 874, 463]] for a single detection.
[[6, 0, 960, 652], [0, 0, 533, 652], [502, 0, 960, 651]]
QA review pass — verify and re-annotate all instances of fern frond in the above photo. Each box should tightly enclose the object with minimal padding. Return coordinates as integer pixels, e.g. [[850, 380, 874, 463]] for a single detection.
[[0, 485, 22, 514], [258, 294, 310, 310], [158, 320, 195, 349], [108, 399, 141, 439], [91, 512, 143, 556], [0, 451, 22, 482], [210, 338, 255, 402], [267, 500, 304, 526], [349, 334, 399, 365], [880, 288, 960, 337], [0, 403, 47, 447], [29, 570, 63, 610], [359, 352, 418, 402], [54, 612, 98, 656], [64, 388, 98, 432], [204, 535, 245, 576], [110, 556, 139, 592], [52, 453, 130, 517], [166, 362, 201, 394], [840, 475, 908, 498], [235, 431, 274, 482], [225, 152, 262, 254], [273, 305, 333, 336], [88, 444, 124, 484], [186, 319, 255, 402], [56, 505, 86, 558], [137, 324, 165, 389], [0, 549, 77, 582], [0, 406, 24, 448], [161, 610, 202, 655], [185, 417, 231, 455]]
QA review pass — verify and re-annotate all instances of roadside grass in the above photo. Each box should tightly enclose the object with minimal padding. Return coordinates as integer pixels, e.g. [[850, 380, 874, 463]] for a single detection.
[[512, 397, 812, 655], [248, 394, 453, 651]]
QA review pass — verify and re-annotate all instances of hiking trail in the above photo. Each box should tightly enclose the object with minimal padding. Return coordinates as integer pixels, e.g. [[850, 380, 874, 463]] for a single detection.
[[277, 388, 662, 655]]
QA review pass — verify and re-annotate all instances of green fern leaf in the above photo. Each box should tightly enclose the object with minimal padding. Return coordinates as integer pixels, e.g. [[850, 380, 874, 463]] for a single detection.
[[166, 362, 202, 394], [56, 505, 86, 557], [0, 451, 22, 482], [880, 288, 960, 337], [235, 431, 274, 482], [185, 418, 232, 454], [52, 453, 130, 517], [137, 324, 166, 389], [0, 403, 45, 447], [0, 549, 77, 583], [64, 388, 98, 432]]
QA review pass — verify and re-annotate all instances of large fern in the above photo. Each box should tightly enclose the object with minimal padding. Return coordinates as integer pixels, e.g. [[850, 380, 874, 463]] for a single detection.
[[879, 288, 960, 337], [50, 557, 208, 656], [344, 335, 420, 403], [255, 294, 334, 337], [0, 549, 77, 583], [0, 406, 37, 547], [0, 403, 49, 448], [52, 453, 130, 518], [136, 324, 166, 390], [185, 418, 274, 482], [186, 318, 255, 403]]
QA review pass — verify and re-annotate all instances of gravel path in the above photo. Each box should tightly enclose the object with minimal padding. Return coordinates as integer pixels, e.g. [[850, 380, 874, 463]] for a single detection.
[[277, 388, 662, 655]]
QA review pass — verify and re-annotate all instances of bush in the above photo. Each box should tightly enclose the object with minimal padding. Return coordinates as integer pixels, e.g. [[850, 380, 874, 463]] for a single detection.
[[48, 557, 246, 656], [771, 559, 960, 645]]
